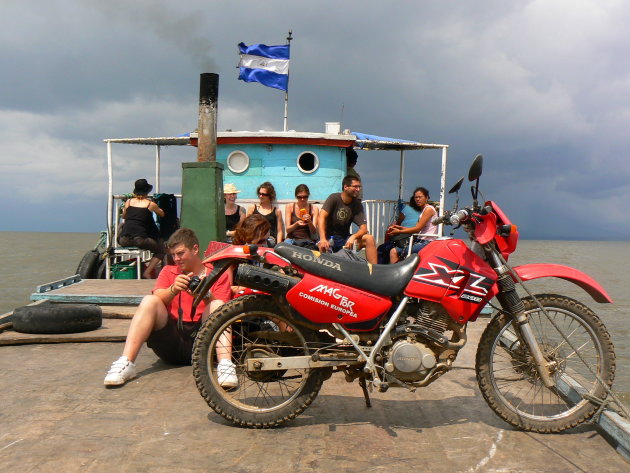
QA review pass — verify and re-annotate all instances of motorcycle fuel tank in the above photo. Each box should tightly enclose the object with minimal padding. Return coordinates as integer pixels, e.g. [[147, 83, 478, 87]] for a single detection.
[[405, 240, 498, 323], [286, 273, 392, 324]]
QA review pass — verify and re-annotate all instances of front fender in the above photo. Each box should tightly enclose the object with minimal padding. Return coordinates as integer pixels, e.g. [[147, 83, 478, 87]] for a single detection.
[[512, 263, 612, 303]]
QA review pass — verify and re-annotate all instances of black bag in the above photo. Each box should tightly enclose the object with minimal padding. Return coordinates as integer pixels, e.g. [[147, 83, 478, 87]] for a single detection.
[[292, 239, 319, 251], [333, 248, 364, 262], [390, 234, 409, 249]]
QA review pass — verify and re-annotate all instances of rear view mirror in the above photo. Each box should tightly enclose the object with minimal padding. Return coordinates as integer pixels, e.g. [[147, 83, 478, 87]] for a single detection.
[[468, 154, 483, 181], [448, 177, 464, 194]]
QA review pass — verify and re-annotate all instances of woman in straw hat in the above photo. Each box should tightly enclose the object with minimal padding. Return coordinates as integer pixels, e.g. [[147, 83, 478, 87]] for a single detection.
[[224, 183, 246, 242]]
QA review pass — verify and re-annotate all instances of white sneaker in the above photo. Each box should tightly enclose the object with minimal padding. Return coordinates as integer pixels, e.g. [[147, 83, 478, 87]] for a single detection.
[[104, 356, 137, 386], [217, 359, 238, 388]]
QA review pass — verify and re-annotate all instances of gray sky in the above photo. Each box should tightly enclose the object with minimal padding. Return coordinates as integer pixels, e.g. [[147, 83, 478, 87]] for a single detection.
[[1, 0, 628, 240]]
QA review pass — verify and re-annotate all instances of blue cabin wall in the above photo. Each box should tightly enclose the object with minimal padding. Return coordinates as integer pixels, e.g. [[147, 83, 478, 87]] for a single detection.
[[217, 144, 346, 201]]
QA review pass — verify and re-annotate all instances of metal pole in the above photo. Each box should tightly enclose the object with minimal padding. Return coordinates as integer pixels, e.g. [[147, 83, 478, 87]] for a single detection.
[[197, 73, 219, 162], [397, 149, 405, 202], [106, 140, 113, 247], [106, 140, 113, 280], [283, 30, 292, 132], [438, 146, 448, 237], [155, 145, 161, 193]]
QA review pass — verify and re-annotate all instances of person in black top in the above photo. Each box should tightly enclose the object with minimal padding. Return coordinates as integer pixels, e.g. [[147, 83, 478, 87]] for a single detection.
[[285, 184, 319, 246], [118, 179, 166, 278], [224, 183, 246, 242], [246, 181, 284, 244], [317, 175, 377, 264]]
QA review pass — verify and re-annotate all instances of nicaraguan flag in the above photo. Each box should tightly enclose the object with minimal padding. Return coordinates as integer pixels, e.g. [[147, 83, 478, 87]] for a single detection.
[[238, 42, 290, 92]]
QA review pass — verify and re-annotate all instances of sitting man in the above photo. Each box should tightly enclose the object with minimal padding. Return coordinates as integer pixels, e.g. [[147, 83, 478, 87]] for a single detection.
[[317, 175, 377, 264], [104, 228, 235, 388]]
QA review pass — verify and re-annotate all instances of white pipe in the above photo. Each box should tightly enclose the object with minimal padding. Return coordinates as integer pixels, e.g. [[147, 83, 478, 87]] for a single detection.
[[438, 146, 448, 237], [155, 145, 161, 193], [106, 140, 113, 279], [398, 150, 405, 202]]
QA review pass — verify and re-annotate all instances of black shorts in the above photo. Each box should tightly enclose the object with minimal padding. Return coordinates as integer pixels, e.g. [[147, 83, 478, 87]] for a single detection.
[[147, 316, 200, 365]]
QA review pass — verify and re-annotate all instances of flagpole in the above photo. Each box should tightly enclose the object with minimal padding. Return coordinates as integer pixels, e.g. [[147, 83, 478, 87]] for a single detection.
[[283, 30, 292, 132]]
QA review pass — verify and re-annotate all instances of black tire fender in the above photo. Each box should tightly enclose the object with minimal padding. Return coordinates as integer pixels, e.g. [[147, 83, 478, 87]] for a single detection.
[[76, 250, 99, 279], [12, 302, 102, 334]]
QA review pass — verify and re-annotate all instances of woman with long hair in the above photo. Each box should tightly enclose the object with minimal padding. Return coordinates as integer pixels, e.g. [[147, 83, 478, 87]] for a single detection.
[[232, 214, 271, 246], [246, 181, 283, 244], [284, 184, 318, 247], [387, 186, 438, 263]]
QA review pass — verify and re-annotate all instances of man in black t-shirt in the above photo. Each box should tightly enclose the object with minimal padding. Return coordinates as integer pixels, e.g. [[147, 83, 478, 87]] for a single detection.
[[317, 175, 377, 264]]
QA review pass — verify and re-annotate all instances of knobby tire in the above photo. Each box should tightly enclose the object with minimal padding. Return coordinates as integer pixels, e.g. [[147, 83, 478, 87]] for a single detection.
[[476, 294, 615, 433], [192, 295, 326, 428]]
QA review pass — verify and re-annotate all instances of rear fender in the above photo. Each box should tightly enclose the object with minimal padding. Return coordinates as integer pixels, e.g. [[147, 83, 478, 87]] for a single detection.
[[512, 263, 612, 303], [202, 245, 288, 267]]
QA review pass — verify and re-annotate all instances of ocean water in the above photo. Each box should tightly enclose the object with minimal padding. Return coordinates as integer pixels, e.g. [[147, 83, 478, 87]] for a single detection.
[[0, 232, 628, 401]]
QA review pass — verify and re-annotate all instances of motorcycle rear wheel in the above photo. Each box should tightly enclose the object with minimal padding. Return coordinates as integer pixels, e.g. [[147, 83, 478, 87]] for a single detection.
[[476, 294, 615, 433], [192, 294, 326, 428]]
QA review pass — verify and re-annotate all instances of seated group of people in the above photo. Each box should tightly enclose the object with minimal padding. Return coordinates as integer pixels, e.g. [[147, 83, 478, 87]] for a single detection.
[[224, 176, 379, 263]]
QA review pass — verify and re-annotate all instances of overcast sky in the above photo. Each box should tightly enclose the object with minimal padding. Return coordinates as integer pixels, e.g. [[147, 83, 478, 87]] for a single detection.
[[1, 0, 628, 240]]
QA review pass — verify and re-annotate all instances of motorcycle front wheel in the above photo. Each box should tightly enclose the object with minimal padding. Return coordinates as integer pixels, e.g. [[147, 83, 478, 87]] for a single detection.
[[192, 294, 326, 428], [476, 294, 615, 433]]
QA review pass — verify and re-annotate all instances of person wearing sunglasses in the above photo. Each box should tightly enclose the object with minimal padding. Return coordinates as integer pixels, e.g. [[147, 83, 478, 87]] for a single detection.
[[284, 184, 319, 249], [247, 181, 284, 245]]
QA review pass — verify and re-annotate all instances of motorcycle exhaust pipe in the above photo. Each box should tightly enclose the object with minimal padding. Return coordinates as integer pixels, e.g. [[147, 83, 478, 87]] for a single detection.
[[234, 264, 300, 295]]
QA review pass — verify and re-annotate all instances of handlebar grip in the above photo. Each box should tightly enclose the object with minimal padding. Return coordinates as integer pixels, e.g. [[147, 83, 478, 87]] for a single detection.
[[449, 209, 471, 226]]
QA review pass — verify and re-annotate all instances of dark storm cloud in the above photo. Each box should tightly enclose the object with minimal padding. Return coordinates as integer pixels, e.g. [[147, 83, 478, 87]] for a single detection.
[[0, 0, 628, 239]]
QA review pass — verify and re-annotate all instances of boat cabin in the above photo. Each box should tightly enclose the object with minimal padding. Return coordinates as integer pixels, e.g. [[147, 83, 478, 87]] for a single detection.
[[102, 123, 449, 278]]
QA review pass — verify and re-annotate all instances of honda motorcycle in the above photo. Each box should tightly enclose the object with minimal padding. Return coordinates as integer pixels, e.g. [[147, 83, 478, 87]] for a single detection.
[[190, 155, 616, 431]]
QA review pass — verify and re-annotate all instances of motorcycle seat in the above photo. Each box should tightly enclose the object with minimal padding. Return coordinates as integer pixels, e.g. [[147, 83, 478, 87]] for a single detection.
[[274, 243, 419, 297]]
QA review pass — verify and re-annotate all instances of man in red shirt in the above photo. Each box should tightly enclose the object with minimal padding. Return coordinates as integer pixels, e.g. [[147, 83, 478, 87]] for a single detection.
[[104, 228, 234, 387]]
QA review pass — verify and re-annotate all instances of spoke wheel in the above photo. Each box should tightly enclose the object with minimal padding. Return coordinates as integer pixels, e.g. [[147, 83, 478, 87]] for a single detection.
[[476, 294, 615, 433], [192, 295, 325, 428]]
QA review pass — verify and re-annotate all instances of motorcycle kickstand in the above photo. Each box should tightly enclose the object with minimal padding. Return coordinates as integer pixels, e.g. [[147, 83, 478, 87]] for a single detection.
[[358, 376, 372, 408]]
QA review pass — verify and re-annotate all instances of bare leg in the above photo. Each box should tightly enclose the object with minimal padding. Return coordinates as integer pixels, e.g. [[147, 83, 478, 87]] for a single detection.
[[143, 256, 162, 279], [121, 295, 169, 362], [390, 247, 400, 264], [201, 299, 233, 362], [361, 234, 377, 264]]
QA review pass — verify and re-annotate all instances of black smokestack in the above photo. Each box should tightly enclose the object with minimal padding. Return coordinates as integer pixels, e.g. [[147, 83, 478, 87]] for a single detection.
[[197, 73, 218, 162]]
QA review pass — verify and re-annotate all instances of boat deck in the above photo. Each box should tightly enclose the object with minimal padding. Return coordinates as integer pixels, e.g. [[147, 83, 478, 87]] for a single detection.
[[0, 277, 628, 470], [1, 322, 628, 472]]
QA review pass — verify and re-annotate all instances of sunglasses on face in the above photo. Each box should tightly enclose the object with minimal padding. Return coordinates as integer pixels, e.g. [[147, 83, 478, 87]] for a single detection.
[[296, 195, 309, 199], [258, 192, 270, 197]]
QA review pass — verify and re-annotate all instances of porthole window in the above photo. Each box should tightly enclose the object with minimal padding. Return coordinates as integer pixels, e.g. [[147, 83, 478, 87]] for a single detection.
[[297, 151, 319, 174], [227, 150, 250, 174]]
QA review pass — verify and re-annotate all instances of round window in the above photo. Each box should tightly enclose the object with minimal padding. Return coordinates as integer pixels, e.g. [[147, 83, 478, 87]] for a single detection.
[[227, 150, 250, 174], [297, 151, 319, 174]]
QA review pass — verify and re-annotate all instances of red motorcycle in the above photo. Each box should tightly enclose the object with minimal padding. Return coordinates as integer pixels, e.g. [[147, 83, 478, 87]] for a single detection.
[[191, 155, 615, 431]]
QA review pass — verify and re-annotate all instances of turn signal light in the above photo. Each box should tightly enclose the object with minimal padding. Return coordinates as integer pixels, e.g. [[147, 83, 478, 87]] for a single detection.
[[243, 244, 259, 255], [498, 224, 517, 237]]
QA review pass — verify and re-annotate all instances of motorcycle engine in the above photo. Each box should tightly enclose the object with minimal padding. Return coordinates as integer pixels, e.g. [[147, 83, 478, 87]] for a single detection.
[[384, 338, 437, 381]]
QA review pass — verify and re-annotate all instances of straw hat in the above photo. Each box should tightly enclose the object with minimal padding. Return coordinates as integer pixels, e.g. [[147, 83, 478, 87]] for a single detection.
[[224, 183, 241, 194]]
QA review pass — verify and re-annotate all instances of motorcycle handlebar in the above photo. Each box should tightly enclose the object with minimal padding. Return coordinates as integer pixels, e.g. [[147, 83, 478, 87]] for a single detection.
[[433, 208, 472, 226]]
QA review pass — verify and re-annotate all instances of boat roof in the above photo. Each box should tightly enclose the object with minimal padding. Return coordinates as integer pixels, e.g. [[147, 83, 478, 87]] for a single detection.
[[103, 130, 447, 151]]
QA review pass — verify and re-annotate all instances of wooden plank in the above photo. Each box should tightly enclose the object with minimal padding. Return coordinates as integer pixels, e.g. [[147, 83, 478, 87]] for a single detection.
[[0, 318, 130, 345], [30, 293, 145, 304], [29, 279, 153, 305], [599, 411, 630, 461], [35, 274, 83, 293]]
